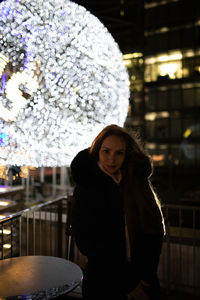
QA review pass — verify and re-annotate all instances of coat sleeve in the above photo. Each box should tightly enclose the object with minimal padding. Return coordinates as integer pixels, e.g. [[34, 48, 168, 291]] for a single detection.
[[72, 185, 105, 258]]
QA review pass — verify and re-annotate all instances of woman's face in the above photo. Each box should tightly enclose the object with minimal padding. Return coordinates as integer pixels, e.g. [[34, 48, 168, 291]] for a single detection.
[[99, 135, 126, 175]]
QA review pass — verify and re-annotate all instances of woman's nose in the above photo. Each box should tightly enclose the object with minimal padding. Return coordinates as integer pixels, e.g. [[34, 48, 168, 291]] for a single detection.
[[108, 153, 115, 162]]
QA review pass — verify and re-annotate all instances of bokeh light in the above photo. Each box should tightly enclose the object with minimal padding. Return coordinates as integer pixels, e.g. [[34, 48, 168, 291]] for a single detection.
[[0, 0, 129, 167]]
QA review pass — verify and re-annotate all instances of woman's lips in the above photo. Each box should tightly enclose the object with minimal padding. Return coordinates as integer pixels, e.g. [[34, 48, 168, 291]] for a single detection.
[[106, 165, 116, 169]]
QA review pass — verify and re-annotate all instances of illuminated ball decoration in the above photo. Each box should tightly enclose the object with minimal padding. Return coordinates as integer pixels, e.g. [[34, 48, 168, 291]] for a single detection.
[[0, 0, 129, 167]]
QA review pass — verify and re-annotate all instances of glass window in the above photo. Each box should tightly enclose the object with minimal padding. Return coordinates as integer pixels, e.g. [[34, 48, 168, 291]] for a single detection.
[[169, 88, 182, 109], [181, 28, 195, 48], [182, 57, 195, 78], [134, 101, 144, 115], [183, 88, 195, 107], [169, 30, 181, 50], [145, 7, 156, 28], [156, 33, 168, 52], [158, 60, 182, 79], [146, 89, 156, 111], [171, 117, 182, 138], [155, 118, 169, 138], [144, 64, 152, 82], [146, 120, 155, 138], [170, 145, 181, 166], [156, 5, 169, 26], [195, 88, 200, 106], [145, 51, 183, 82], [145, 35, 156, 53], [197, 145, 200, 165], [157, 90, 168, 110], [151, 63, 158, 82]]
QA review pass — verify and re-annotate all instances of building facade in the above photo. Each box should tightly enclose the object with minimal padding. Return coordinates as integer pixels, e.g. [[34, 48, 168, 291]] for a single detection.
[[141, 0, 200, 203]]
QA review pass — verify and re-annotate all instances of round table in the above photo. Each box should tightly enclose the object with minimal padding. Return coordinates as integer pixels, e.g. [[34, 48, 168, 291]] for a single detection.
[[0, 255, 83, 299]]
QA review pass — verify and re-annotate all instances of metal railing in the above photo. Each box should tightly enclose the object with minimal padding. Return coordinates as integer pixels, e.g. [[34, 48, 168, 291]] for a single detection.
[[0, 197, 200, 297], [158, 204, 200, 297], [0, 195, 73, 260]]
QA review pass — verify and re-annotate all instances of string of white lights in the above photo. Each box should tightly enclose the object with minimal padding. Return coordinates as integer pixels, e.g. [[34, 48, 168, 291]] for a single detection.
[[0, 0, 129, 167]]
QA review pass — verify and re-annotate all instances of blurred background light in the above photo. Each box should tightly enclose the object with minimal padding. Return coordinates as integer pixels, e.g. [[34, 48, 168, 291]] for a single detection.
[[0, 0, 129, 167]]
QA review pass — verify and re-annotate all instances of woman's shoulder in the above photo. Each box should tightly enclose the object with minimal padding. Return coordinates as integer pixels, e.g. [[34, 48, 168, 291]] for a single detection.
[[129, 154, 153, 179], [71, 148, 107, 186], [71, 148, 90, 168], [70, 148, 93, 183]]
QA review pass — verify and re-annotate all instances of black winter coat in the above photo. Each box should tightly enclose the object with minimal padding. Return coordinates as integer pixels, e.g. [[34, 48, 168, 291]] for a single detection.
[[71, 148, 163, 300]]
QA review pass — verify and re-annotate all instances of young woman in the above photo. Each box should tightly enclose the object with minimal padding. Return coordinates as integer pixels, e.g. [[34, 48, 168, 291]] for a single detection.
[[71, 124, 165, 300]]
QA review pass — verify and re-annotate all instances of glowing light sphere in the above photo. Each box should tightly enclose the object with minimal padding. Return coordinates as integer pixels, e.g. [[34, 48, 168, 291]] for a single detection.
[[0, 0, 129, 166]]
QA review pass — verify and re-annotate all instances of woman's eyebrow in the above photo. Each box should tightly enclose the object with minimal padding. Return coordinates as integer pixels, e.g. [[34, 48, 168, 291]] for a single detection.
[[101, 146, 109, 148], [102, 146, 125, 151]]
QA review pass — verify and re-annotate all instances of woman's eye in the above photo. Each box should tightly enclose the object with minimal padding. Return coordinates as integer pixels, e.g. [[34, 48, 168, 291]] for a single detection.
[[103, 149, 109, 153], [117, 151, 124, 155]]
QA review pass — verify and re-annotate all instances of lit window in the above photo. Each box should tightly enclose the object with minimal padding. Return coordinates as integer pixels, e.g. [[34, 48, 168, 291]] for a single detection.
[[145, 51, 183, 81], [0, 201, 9, 207], [3, 244, 11, 249]]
